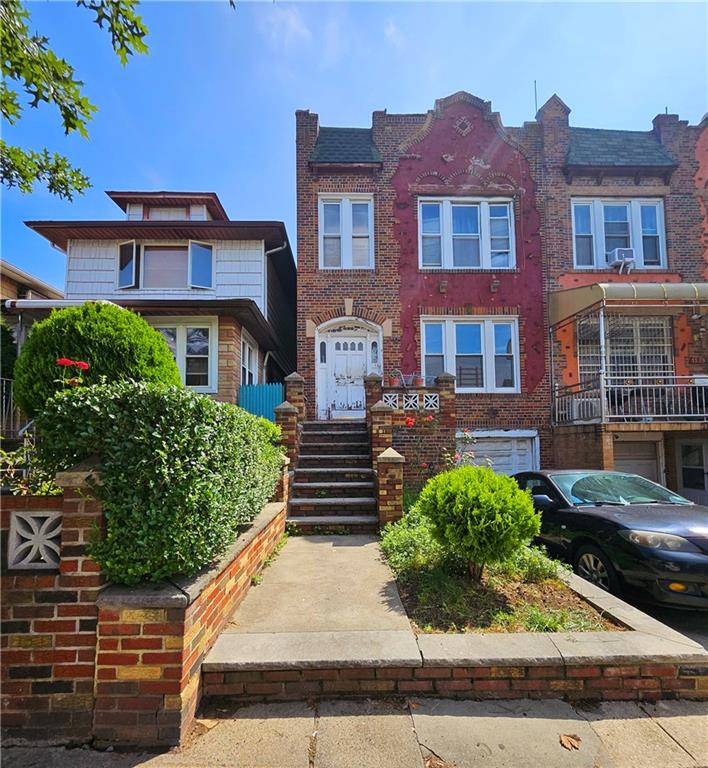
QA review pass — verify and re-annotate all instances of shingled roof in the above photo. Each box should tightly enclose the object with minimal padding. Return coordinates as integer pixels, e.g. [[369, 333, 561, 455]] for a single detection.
[[567, 127, 676, 168], [310, 127, 382, 164]]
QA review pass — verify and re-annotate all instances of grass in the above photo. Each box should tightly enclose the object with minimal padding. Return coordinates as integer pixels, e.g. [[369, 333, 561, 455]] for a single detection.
[[381, 499, 615, 634], [251, 532, 288, 586]]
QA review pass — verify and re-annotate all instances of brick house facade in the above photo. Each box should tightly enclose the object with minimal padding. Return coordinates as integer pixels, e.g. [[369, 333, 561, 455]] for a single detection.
[[296, 92, 707, 489]]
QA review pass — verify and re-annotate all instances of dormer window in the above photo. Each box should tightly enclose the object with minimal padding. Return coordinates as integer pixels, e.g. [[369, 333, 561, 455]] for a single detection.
[[117, 241, 214, 289]]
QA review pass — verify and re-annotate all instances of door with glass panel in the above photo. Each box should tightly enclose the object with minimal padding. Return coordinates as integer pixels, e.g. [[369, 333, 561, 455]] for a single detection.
[[676, 440, 708, 505], [331, 337, 366, 417]]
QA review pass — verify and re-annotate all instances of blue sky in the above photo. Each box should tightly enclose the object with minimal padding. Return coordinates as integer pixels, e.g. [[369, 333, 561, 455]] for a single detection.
[[2, 1, 706, 290]]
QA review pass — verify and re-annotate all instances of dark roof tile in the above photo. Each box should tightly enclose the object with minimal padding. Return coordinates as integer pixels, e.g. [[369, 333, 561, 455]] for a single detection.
[[567, 127, 676, 167], [311, 127, 381, 164]]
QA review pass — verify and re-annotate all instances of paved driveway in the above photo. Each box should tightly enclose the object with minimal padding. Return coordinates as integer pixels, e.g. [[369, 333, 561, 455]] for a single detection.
[[643, 606, 708, 651]]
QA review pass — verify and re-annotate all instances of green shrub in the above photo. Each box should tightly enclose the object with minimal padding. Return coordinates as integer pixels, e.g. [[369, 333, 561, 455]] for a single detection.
[[14, 302, 181, 418], [36, 381, 283, 584], [1, 316, 17, 379], [418, 466, 540, 580], [488, 544, 561, 583]]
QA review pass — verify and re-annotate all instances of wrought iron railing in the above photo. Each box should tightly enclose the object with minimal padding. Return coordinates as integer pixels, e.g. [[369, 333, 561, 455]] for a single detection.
[[554, 374, 708, 424]]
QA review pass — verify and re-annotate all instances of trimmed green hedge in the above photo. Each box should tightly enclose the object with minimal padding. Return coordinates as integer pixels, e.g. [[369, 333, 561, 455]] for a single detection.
[[36, 381, 283, 584], [418, 465, 540, 580], [14, 302, 181, 418]]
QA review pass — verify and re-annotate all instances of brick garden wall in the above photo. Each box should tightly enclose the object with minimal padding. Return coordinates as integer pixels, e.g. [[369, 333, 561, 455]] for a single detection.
[[203, 662, 707, 704]]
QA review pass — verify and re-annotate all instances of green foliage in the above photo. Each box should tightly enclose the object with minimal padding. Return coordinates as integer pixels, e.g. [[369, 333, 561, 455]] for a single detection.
[[417, 466, 541, 580], [0, 434, 61, 496], [488, 545, 564, 584], [491, 604, 605, 633], [13, 302, 181, 418], [36, 381, 284, 584], [0, 0, 148, 198], [1, 316, 17, 379]]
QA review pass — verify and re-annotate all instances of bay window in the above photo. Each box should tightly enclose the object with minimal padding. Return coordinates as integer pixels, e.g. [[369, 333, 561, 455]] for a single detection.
[[149, 317, 218, 393], [117, 240, 214, 289], [422, 317, 520, 393], [318, 195, 374, 269], [571, 199, 666, 268], [418, 198, 515, 270]]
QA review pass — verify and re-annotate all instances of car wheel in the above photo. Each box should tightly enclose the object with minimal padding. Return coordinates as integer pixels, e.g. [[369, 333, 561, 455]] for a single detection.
[[573, 544, 621, 595]]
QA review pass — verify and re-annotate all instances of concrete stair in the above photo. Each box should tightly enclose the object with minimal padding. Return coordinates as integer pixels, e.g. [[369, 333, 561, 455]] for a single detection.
[[288, 421, 377, 533]]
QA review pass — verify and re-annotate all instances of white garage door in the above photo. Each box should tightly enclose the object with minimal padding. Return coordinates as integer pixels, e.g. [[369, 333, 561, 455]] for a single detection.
[[464, 432, 538, 475], [614, 441, 659, 482]]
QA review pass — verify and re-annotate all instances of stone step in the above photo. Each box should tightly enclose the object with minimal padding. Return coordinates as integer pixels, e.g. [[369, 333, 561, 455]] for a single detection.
[[291, 481, 375, 498], [297, 454, 372, 469], [285, 515, 380, 534], [299, 442, 370, 456], [289, 497, 377, 516], [300, 431, 368, 444], [302, 421, 367, 433], [294, 467, 374, 483]]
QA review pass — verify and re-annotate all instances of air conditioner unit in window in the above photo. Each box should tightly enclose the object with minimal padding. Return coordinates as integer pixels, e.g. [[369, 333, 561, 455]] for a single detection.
[[607, 248, 635, 273]]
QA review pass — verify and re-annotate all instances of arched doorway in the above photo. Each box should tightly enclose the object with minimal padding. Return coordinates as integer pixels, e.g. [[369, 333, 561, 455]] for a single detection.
[[315, 317, 383, 419]]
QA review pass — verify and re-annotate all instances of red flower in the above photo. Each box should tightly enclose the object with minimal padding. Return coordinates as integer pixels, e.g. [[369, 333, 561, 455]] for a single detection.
[[420, 462, 429, 469], [404, 416, 415, 428], [463, 427, 469, 433], [74, 361, 90, 371], [454, 452, 461, 462], [425, 414, 434, 422], [56, 358, 75, 367]]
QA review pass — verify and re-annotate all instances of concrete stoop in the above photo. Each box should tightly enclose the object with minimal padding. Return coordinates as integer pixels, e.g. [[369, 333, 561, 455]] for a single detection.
[[288, 421, 378, 533]]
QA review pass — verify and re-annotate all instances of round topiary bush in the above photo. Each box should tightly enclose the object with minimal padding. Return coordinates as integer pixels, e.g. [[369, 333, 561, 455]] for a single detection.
[[417, 465, 541, 581], [13, 302, 181, 417], [36, 380, 284, 584]]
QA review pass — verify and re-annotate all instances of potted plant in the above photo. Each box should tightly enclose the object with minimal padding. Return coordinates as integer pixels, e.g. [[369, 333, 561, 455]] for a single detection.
[[412, 373, 424, 387], [388, 371, 401, 387]]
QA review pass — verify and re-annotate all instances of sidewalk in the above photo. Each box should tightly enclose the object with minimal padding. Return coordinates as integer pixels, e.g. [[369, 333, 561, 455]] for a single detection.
[[5, 697, 707, 768]]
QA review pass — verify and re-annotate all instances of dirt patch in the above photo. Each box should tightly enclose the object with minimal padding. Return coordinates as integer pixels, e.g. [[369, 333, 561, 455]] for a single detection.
[[397, 572, 622, 634]]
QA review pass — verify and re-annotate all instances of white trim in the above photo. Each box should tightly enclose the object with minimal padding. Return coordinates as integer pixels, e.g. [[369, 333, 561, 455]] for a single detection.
[[146, 316, 218, 394], [241, 328, 259, 386], [318, 194, 375, 270], [571, 198, 666, 269], [116, 240, 138, 289], [417, 197, 516, 270], [421, 315, 521, 394]]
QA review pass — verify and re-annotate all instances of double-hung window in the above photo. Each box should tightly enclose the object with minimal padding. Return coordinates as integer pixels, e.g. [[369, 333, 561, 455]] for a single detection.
[[571, 199, 666, 268], [422, 317, 520, 393], [149, 317, 218, 393], [418, 198, 515, 270], [117, 241, 214, 289], [241, 336, 257, 385], [318, 195, 374, 269]]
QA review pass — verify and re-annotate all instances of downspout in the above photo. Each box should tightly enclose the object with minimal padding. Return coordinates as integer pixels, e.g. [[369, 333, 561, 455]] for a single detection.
[[262, 351, 272, 384]]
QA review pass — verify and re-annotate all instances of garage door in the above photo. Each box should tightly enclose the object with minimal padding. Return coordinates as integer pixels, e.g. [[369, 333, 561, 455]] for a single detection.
[[614, 441, 659, 482], [466, 434, 538, 475]]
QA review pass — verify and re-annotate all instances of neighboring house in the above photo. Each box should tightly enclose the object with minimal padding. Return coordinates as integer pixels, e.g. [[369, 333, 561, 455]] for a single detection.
[[295, 92, 707, 489], [1, 260, 64, 301], [7, 191, 296, 405]]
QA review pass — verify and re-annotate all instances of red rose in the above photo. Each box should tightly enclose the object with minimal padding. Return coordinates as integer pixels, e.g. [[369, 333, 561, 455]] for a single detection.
[[454, 452, 461, 461], [56, 358, 75, 366], [74, 361, 90, 371], [425, 414, 433, 422], [404, 416, 415, 428]]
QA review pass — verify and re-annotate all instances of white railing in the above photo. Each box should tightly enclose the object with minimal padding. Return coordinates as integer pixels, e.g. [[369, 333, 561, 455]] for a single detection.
[[554, 375, 708, 424], [1, 378, 23, 437]]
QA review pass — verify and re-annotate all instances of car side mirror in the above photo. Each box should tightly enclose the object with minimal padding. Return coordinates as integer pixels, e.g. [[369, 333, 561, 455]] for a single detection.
[[532, 494, 558, 512]]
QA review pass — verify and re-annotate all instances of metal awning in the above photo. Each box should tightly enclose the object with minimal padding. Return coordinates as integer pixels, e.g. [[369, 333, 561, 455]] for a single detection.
[[549, 282, 708, 326]]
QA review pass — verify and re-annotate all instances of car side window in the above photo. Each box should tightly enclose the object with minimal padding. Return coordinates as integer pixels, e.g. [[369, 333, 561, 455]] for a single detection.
[[525, 477, 558, 499]]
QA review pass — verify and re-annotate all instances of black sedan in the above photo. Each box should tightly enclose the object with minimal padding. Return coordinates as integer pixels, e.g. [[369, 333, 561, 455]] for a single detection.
[[512, 469, 708, 609]]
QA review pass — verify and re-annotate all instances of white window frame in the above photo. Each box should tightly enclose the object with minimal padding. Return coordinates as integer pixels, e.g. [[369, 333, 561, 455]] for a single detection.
[[241, 330, 259, 386], [571, 198, 666, 269], [318, 194, 375, 270], [421, 316, 521, 394], [116, 241, 215, 290], [417, 197, 516, 270], [147, 316, 218, 394]]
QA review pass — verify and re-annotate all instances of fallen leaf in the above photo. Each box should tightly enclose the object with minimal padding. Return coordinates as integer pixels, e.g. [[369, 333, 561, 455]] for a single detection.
[[409, 701, 421, 710], [559, 733, 582, 751]]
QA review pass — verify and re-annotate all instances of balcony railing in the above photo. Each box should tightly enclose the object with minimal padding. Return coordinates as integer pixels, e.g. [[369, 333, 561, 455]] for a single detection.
[[554, 374, 708, 425]]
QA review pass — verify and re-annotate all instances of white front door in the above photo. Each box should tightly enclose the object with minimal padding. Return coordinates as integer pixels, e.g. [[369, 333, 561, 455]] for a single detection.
[[676, 440, 708, 505], [330, 337, 366, 418]]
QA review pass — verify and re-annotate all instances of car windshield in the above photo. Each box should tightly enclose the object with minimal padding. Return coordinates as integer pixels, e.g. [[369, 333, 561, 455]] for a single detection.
[[548, 472, 692, 507]]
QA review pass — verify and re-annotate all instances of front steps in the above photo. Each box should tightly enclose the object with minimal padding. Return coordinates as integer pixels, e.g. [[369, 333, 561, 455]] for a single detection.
[[288, 421, 378, 533]]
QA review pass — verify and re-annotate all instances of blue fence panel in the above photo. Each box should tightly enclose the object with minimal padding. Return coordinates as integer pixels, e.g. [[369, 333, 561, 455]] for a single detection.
[[238, 383, 284, 422]]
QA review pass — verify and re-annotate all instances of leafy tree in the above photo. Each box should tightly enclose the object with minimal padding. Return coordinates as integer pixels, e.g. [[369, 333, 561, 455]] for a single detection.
[[1, 0, 149, 199]]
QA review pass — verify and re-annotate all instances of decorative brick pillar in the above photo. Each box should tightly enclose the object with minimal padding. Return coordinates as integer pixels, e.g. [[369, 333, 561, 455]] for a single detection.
[[370, 400, 394, 469], [274, 456, 291, 504], [376, 448, 405, 525], [363, 374, 383, 429], [284, 372, 306, 422], [435, 373, 457, 432], [275, 401, 300, 465]]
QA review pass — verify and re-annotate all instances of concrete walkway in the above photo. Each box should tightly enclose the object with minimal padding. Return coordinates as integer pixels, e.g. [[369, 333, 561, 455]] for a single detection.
[[5, 698, 707, 768]]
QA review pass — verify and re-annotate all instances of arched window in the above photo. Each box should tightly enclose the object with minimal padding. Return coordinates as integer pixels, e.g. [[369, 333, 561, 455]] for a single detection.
[[358, 341, 364, 351], [371, 341, 379, 365], [335, 342, 341, 351], [343, 342, 349, 351], [319, 341, 327, 363]]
